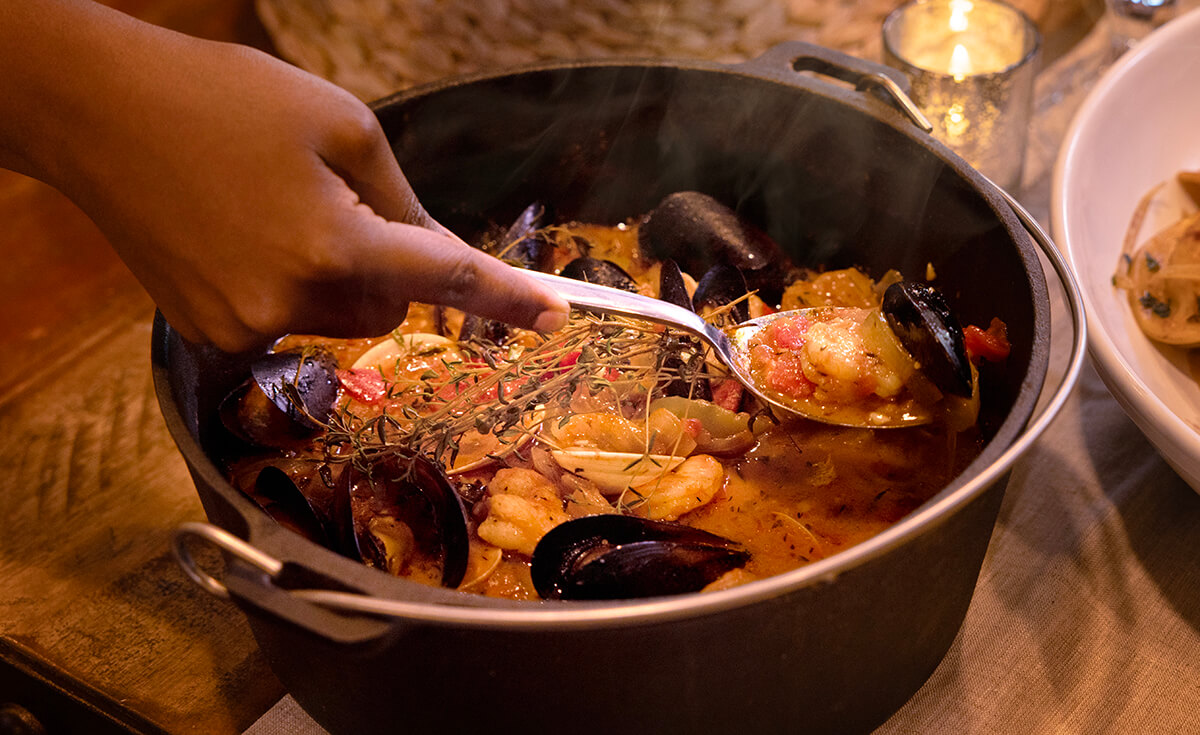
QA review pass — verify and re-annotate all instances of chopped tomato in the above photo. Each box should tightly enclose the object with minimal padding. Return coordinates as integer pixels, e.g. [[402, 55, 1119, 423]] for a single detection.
[[764, 352, 816, 399], [711, 378, 744, 412], [963, 318, 1011, 364], [765, 315, 810, 351], [337, 368, 387, 404]]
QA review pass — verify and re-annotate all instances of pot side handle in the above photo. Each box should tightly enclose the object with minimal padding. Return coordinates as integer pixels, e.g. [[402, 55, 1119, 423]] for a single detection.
[[736, 41, 932, 134], [174, 520, 526, 642], [174, 521, 397, 646]]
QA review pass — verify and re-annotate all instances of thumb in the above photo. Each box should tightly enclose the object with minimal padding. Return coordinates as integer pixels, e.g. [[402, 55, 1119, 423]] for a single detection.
[[321, 121, 569, 333], [360, 221, 570, 333]]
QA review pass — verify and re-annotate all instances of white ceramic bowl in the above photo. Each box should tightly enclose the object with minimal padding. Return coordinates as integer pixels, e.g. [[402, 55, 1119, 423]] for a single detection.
[[1053, 8, 1200, 492]]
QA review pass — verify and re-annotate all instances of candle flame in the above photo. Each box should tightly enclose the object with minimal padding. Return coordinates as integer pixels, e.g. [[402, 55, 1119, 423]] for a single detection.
[[949, 44, 972, 79], [949, 0, 973, 32]]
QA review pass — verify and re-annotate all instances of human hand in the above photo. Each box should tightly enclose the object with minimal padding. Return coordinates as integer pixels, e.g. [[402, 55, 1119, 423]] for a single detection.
[[0, 1, 569, 353]]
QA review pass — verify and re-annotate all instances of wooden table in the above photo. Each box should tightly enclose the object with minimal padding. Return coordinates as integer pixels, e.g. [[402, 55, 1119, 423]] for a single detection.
[[0, 3, 285, 733], [0, 3, 1136, 734]]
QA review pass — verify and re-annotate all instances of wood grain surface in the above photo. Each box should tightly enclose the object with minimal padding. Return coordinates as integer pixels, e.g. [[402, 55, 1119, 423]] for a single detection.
[[0, 3, 283, 733]]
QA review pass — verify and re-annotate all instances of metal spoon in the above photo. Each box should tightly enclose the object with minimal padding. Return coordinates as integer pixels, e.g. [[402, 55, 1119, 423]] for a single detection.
[[525, 269, 933, 428]]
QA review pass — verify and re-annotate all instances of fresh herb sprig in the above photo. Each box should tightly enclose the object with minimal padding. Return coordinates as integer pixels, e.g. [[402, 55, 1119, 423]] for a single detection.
[[319, 313, 710, 473]]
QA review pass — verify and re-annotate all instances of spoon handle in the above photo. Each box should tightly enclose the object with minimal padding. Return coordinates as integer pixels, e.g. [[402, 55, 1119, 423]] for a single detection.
[[525, 269, 724, 348], [524, 268, 776, 418]]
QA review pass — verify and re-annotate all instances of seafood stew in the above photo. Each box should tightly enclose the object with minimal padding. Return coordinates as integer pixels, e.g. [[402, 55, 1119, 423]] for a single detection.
[[152, 51, 1061, 735], [218, 192, 1010, 601]]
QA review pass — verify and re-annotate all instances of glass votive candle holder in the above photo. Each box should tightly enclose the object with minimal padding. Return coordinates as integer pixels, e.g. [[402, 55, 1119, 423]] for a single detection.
[[1106, 0, 1178, 57], [882, 0, 1041, 192]]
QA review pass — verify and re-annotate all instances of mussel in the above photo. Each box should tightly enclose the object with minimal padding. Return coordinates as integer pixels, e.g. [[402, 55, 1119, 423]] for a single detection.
[[251, 348, 339, 428], [692, 264, 752, 325], [559, 256, 639, 292], [339, 453, 471, 588], [461, 202, 557, 345], [250, 462, 352, 553], [219, 348, 339, 448], [530, 514, 749, 600], [495, 202, 554, 272], [654, 259, 713, 400], [657, 259, 693, 311], [882, 281, 972, 397], [638, 191, 791, 303], [234, 453, 471, 588]]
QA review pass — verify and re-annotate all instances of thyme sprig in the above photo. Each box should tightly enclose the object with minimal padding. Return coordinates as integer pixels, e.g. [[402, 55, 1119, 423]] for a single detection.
[[319, 313, 712, 473]]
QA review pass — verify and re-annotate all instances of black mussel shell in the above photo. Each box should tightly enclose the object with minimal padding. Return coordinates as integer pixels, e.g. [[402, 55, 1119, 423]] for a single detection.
[[253, 464, 345, 550], [499, 202, 554, 272], [657, 259, 712, 398], [693, 264, 752, 324], [656, 332, 712, 401], [658, 259, 694, 311], [559, 256, 638, 292], [249, 348, 339, 429], [503, 202, 544, 243], [458, 312, 512, 346], [638, 191, 788, 293], [457, 203, 558, 344], [882, 281, 972, 397], [340, 454, 470, 588], [531, 515, 749, 600], [219, 380, 318, 449]]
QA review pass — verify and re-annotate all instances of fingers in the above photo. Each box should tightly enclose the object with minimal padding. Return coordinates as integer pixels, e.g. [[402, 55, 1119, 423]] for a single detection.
[[318, 118, 569, 337], [343, 221, 570, 337], [319, 104, 441, 232]]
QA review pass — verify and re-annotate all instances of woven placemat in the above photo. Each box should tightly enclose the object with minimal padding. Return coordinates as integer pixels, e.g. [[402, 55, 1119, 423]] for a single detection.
[[255, 0, 1058, 100]]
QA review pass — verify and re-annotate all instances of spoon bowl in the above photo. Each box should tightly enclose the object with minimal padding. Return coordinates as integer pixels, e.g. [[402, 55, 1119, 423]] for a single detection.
[[525, 269, 938, 428]]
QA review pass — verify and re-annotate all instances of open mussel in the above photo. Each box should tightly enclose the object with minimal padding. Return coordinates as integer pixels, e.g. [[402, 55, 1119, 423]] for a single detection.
[[638, 191, 791, 303], [655, 260, 712, 400], [655, 333, 712, 401], [530, 514, 749, 600], [495, 201, 555, 272], [339, 453, 471, 588], [693, 264, 752, 325], [219, 348, 338, 448], [559, 256, 639, 292], [657, 259, 693, 311], [250, 462, 352, 552], [882, 281, 972, 397], [461, 203, 558, 345], [250, 348, 339, 427]]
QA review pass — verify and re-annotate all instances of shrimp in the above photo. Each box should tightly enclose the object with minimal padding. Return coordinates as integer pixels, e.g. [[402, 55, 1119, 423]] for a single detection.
[[632, 454, 725, 522], [477, 468, 570, 556]]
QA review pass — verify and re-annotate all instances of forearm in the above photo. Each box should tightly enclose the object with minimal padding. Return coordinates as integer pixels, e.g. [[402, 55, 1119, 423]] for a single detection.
[[0, 1, 150, 188], [0, 1, 568, 351]]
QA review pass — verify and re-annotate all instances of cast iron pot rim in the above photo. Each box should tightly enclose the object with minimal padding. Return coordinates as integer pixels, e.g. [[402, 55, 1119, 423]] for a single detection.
[[154, 48, 1055, 629]]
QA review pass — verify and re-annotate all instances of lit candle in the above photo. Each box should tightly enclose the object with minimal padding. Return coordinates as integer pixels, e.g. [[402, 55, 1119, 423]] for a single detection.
[[882, 0, 1040, 191], [949, 43, 972, 78]]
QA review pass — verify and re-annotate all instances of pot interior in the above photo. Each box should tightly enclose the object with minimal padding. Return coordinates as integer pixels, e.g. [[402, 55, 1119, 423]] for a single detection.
[[375, 60, 1047, 443], [155, 58, 1048, 607]]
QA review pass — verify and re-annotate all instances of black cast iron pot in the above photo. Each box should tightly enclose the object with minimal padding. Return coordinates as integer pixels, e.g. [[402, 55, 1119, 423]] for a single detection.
[[156, 43, 1078, 734]]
